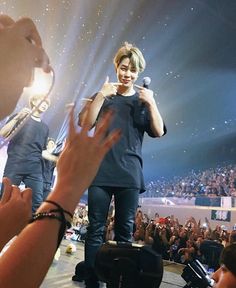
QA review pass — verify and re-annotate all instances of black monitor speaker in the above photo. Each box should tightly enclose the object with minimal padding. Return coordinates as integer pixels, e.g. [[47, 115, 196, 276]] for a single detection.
[[181, 259, 214, 288], [95, 241, 163, 288]]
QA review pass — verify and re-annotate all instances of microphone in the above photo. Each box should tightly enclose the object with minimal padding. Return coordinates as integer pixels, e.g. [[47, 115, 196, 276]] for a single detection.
[[142, 76, 151, 89], [140, 77, 151, 115]]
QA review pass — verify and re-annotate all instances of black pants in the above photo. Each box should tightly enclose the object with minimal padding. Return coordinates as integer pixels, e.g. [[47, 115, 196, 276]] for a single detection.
[[2, 172, 43, 213], [85, 186, 139, 268]]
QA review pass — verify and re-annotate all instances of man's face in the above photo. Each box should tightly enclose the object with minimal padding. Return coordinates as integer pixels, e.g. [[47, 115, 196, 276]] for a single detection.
[[212, 265, 236, 288], [33, 98, 50, 113], [116, 57, 139, 88]]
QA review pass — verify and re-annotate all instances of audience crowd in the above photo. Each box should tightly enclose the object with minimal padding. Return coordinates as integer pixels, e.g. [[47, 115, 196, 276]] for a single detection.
[[66, 163, 236, 272], [66, 200, 236, 272], [132, 211, 236, 271], [143, 164, 236, 198]]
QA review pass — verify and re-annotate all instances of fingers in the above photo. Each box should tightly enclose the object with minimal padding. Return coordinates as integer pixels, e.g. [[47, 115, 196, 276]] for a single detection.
[[14, 17, 42, 47], [0, 177, 12, 205], [94, 110, 114, 137], [0, 178, 31, 213], [134, 84, 144, 90], [10, 185, 22, 199], [94, 110, 121, 150], [80, 107, 93, 136], [0, 15, 51, 74], [16, 108, 30, 120], [66, 107, 120, 160], [104, 76, 122, 87], [10, 185, 32, 207], [21, 107, 31, 114], [22, 188, 32, 205], [33, 47, 51, 73], [0, 15, 15, 28], [14, 18, 51, 73], [101, 129, 121, 155], [135, 84, 152, 95], [110, 82, 123, 87], [67, 104, 76, 142]]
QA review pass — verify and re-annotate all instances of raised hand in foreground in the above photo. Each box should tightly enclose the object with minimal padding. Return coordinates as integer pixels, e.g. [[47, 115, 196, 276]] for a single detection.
[[0, 106, 121, 288], [0, 15, 51, 120]]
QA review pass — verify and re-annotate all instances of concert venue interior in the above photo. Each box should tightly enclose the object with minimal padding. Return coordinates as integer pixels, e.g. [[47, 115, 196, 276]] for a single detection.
[[0, 1, 235, 287]]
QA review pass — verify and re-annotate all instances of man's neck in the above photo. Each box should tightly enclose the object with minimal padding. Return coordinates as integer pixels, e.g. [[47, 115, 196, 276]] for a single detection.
[[117, 86, 135, 96], [31, 114, 41, 122]]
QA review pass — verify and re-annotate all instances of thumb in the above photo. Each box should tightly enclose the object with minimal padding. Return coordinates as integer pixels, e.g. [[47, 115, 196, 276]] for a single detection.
[[22, 188, 32, 204], [104, 76, 109, 84], [0, 177, 12, 205], [14, 17, 42, 47], [11, 185, 22, 199], [0, 15, 15, 28]]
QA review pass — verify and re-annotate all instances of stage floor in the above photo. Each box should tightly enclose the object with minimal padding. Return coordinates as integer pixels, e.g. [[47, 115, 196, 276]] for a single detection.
[[41, 239, 186, 288]]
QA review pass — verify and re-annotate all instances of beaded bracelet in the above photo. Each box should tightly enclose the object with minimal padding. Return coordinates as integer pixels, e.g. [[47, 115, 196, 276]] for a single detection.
[[29, 200, 73, 249], [29, 212, 62, 225], [29, 212, 65, 248], [44, 200, 72, 248], [44, 200, 73, 219]]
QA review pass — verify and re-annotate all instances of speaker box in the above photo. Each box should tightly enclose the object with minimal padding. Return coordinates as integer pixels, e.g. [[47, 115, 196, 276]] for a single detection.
[[95, 241, 163, 288]]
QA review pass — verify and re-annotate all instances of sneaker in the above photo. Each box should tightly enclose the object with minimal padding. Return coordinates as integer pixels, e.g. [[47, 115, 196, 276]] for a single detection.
[[84, 267, 99, 288], [85, 277, 99, 288], [71, 274, 84, 282], [72, 261, 87, 282]]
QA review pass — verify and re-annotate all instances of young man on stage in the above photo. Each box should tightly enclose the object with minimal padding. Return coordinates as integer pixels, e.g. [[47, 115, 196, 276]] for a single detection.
[[42, 137, 59, 200], [75, 42, 167, 287], [0, 94, 50, 213]]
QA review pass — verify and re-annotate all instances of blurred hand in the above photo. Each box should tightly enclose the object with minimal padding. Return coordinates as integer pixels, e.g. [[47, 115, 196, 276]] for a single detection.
[[15, 108, 31, 121], [0, 15, 51, 120], [54, 106, 121, 212], [0, 177, 32, 235]]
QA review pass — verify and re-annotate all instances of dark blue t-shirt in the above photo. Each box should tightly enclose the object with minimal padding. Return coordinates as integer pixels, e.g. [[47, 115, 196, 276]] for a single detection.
[[4, 116, 49, 174], [42, 150, 60, 184], [42, 158, 56, 185], [91, 92, 166, 192]]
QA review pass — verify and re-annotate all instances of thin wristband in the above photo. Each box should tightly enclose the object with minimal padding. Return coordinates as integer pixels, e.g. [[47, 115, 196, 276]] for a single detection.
[[29, 212, 62, 223], [44, 200, 73, 219], [50, 209, 72, 228], [29, 212, 63, 248], [43, 200, 73, 249], [29, 211, 71, 249]]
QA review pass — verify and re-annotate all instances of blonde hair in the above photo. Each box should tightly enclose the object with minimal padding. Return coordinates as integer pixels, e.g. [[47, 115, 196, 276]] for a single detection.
[[29, 94, 50, 109], [113, 42, 146, 73]]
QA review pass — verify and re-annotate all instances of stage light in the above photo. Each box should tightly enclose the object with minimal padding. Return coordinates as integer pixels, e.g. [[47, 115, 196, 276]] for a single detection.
[[26, 68, 53, 95], [95, 241, 163, 288]]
